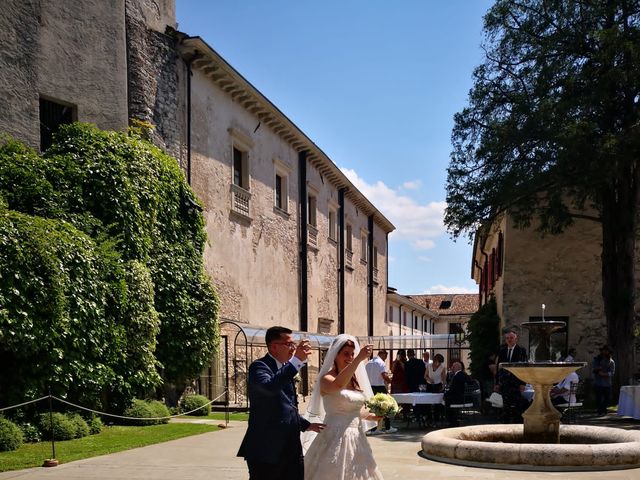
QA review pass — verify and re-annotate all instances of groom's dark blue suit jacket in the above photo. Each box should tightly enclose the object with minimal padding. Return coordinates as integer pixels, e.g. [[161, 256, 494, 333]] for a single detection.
[[237, 354, 311, 464]]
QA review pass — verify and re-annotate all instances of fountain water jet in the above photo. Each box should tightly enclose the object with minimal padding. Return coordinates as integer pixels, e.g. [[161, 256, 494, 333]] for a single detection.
[[421, 319, 640, 471]]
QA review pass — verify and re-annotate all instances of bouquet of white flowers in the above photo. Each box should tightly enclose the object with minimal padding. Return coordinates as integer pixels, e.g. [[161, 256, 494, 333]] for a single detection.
[[365, 392, 400, 418]]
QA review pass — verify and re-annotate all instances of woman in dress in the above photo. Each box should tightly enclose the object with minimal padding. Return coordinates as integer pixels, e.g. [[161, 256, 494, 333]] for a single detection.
[[302, 334, 384, 480], [390, 349, 408, 394], [424, 353, 446, 393]]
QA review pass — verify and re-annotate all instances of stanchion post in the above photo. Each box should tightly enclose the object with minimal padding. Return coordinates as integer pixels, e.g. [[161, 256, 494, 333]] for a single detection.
[[43, 388, 59, 467]]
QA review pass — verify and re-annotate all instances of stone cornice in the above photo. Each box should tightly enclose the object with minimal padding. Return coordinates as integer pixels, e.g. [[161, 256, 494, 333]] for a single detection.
[[178, 35, 395, 234]]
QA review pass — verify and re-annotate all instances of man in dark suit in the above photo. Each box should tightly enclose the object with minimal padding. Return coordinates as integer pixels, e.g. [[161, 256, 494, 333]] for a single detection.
[[405, 349, 427, 392], [238, 326, 324, 480], [495, 327, 529, 421], [444, 360, 471, 426]]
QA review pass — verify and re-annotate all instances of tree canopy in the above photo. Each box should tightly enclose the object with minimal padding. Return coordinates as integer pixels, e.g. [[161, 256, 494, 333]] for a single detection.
[[0, 124, 219, 410], [446, 0, 640, 384]]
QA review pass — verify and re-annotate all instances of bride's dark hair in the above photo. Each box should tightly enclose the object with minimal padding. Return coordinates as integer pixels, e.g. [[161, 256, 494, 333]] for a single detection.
[[333, 339, 361, 391]]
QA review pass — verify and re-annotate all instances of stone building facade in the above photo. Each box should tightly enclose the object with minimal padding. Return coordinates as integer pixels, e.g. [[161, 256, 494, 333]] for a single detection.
[[407, 293, 478, 366], [0, 0, 395, 401], [472, 214, 613, 377]]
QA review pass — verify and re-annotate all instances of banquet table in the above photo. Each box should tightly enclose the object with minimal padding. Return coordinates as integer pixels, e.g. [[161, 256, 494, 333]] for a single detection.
[[617, 385, 640, 419], [391, 392, 444, 406]]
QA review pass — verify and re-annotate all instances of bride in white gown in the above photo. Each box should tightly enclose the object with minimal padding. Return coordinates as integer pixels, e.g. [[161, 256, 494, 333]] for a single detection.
[[302, 334, 384, 480]]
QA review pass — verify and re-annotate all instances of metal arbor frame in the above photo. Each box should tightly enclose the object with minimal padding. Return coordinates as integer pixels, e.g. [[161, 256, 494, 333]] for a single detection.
[[198, 319, 470, 410]]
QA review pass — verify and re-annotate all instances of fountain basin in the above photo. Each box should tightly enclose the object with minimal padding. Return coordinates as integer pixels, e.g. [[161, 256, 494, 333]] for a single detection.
[[501, 362, 586, 385], [422, 424, 640, 471], [502, 362, 586, 443]]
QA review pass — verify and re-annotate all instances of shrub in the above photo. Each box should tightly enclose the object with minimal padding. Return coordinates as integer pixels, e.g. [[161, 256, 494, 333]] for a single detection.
[[148, 400, 170, 424], [123, 399, 155, 426], [0, 417, 23, 451], [38, 412, 76, 441], [123, 399, 169, 425], [181, 394, 211, 416], [20, 422, 41, 443], [66, 413, 90, 438], [88, 416, 103, 434]]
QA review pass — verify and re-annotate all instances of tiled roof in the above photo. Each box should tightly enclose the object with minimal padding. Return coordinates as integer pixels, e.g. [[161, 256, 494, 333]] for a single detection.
[[406, 294, 479, 315]]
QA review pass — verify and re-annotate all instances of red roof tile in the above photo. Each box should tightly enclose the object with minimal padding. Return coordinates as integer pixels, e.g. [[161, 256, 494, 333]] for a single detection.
[[406, 294, 479, 315]]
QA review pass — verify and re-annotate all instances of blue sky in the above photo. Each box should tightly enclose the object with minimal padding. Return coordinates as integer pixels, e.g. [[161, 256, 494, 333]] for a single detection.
[[176, 0, 494, 295]]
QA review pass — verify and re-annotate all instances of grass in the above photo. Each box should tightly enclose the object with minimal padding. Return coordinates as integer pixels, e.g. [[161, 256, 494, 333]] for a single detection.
[[0, 423, 217, 472], [177, 411, 249, 421], [205, 412, 248, 421]]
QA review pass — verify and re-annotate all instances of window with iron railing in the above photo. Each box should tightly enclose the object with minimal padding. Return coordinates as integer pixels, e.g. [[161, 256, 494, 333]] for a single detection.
[[231, 183, 251, 218]]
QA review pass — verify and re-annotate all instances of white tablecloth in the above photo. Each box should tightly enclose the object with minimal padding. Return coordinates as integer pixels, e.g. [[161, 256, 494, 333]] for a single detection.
[[617, 385, 640, 419], [391, 393, 444, 406]]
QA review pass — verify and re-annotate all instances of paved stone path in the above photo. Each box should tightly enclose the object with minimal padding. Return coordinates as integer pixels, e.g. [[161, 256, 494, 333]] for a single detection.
[[1, 415, 639, 479]]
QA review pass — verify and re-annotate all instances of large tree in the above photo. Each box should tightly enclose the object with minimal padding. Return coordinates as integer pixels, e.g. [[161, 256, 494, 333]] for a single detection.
[[446, 0, 640, 386]]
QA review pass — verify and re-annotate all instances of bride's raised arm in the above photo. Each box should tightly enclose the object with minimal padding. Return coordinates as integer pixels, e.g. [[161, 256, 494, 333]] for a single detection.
[[320, 344, 373, 395]]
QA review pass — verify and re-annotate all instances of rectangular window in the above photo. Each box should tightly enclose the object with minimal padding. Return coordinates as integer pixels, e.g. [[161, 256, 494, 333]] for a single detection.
[[388, 306, 393, 323], [275, 174, 282, 209], [373, 246, 378, 269], [345, 224, 353, 251], [360, 232, 368, 262], [307, 194, 317, 227], [328, 209, 337, 241], [233, 147, 245, 188], [39, 97, 75, 151]]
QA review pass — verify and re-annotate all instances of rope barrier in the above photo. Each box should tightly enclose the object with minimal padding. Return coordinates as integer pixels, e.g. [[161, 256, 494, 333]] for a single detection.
[[0, 395, 50, 412], [0, 390, 229, 421], [52, 391, 228, 421]]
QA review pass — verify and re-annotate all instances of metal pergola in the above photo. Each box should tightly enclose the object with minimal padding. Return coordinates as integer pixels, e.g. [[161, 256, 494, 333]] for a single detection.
[[202, 320, 469, 409]]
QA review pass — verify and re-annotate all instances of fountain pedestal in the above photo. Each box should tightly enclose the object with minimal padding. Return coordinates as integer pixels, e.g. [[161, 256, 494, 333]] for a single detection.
[[504, 363, 584, 443]]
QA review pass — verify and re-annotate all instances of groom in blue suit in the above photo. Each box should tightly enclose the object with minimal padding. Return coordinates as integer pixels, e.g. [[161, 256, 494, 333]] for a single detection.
[[238, 326, 324, 480]]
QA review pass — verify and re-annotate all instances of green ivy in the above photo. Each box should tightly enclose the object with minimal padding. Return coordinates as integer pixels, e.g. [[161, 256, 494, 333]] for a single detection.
[[0, 124, 219, 411]]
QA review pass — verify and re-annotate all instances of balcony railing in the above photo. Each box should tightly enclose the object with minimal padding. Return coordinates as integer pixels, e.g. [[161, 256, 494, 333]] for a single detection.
[[345, 249, 353, 269], [231, 184, 251, 218], [307, 224, 318, 248]]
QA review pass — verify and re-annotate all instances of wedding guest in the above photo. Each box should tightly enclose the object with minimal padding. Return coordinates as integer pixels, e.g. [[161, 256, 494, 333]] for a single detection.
[[495, 328, 529, 422], [405, 349, 426, 392], [365, 350, 395, 433], [422, 351, 433, 368], [424, 353, 446, 393], [563, 347, 577, 362], [238, 326, 324, 480], [390, 349, 408, 394], [550, 371, 580, 406], [592, 345, 615, 416], [303, 335, 383, 479], [444, 360, 471, 426]]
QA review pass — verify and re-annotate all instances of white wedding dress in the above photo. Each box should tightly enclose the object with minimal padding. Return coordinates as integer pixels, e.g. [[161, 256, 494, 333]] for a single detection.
[[304, 389, 384, 480]]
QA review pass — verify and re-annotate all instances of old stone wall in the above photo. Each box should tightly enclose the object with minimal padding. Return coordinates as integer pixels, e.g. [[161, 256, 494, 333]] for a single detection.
[[502, 216, 605, 368], [0, 0, 129, 148], [125, 0, 184, 163]]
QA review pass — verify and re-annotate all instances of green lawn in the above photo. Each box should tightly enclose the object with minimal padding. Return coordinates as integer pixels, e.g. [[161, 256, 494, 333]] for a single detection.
[[0, 423, 217, 472], [205, 412, 249, 421]]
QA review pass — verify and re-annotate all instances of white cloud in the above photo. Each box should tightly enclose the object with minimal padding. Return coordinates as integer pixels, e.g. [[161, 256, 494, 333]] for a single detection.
[[412, 239, 435, 250], [401, 180, 421, 190], [423, 284, 477, 294], [417, 256, 432, 262], [340, 168, 445, 246]]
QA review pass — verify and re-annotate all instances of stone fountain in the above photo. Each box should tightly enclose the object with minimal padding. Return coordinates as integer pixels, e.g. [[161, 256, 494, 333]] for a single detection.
[[421, 317, 640, 470], [503, 319, 584, 443]]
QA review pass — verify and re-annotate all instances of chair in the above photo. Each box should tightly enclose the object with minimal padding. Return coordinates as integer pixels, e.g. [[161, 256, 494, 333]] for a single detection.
[[449, 379, 482, 424], [556, 380, 584, 424]]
